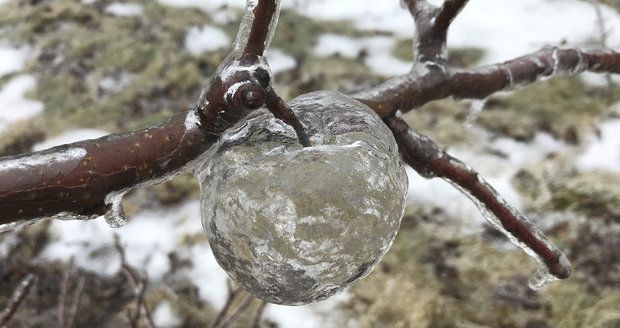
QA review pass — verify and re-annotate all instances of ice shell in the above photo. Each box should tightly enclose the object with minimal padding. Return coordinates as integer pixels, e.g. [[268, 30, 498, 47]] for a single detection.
[[198, 91, 408, 305]]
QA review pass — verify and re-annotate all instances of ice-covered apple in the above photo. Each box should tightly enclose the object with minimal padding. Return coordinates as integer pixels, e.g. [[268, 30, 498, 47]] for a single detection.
[[198, 91, 408, 305]]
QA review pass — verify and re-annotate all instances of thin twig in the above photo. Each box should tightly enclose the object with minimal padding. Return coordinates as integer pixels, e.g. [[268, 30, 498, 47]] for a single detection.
[[58, 257, 84, 328], [252, 301, 268, 328], [211, 281, 241, 328], [218, 294, 255, 328], [590, 0, 615, 102], [386, 116, 571, 280], [66, 276, 85, 328], [354, 47, 620, 117], [114, 234, 154, 328], [433, 0, 469, 35], [0, 273, 37, 327]]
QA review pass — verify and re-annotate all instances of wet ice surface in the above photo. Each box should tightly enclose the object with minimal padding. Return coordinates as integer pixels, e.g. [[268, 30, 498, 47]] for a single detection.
[[199, 91, 408, 305], [1, 0, 620, 326]]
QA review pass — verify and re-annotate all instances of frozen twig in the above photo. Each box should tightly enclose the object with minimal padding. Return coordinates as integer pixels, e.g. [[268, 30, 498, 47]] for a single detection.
[[386, 116, 572, 281], [355, 47, 620, 117], [218, 294, 255, 328], [434, 0, 469, 35], [211, 281, 242, 328], [0, 0, 310, 227], [58, 258, 85, 328], [114, 234, 155, 328], [590, 0, 615, 102], [0, 273, 37, 327], [252, 301, 268, 328]]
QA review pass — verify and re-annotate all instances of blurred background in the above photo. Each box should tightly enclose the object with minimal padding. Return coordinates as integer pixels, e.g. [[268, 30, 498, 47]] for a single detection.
[[1, 0, 619, 327]]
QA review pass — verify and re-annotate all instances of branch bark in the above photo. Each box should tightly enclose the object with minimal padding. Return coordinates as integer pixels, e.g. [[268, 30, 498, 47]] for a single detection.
[[0, 111, 211, 225], [386, 116, 571, 280], [354, 47, 620, 117]]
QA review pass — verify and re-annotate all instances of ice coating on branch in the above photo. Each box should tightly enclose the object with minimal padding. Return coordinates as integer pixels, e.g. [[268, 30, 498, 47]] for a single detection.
[[198, 91, 408, 305], [444, 162, 571, 289], [233, 0, 281, 57]]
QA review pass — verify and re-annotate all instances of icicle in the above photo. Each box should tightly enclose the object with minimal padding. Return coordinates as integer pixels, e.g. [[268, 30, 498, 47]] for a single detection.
[[528, 265, 559, 290], [103, 192, 128, 228], [465, 99, 487, 128]]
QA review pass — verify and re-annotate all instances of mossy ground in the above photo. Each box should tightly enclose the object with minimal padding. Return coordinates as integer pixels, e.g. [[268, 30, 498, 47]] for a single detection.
[[0, 0, 619, 327]]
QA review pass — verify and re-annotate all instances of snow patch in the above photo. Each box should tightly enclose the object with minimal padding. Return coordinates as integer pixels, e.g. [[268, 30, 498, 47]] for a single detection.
[[0, 45, 33, 77], [266, 48, 296, 75], [185, 25, 231, 55], [577, 119, 620, 172], [153, 302, 181, 328], [265, 292, 350, 328], [105, 3, 144, 17], [0, 75, 44, 133]]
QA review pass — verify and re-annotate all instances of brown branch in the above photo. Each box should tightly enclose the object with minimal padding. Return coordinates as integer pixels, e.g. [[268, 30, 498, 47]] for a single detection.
[[252, 301, 268, 328], [0, 273, 37, 326], [0, 0, 309, 228], [386, 116, 572, 280], [243, 0, 280, 56], [354, 47, 620, 117], [0, 111, 212, 226], [433, 0, 469, 35]]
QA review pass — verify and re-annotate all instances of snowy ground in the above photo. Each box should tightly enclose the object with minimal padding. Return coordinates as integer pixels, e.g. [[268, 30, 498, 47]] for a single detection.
[[2, 0, 620, 327]]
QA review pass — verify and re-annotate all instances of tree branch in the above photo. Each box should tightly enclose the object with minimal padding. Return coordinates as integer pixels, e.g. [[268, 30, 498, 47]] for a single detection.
[[433, 0, 469, 36], [386, 116, 572, 280], [354, 47, 620, 117], [0, 273, 37, 326], [0, 0, 307, 227], [0, 111, 212, 226]]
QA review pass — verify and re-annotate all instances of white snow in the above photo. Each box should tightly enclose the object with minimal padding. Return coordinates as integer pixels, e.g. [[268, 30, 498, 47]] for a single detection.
[[41, 201, 205, 278], [33, 129, 109, 151], [0, 45, 33, 77], [153, 301, 181, 328], [0, 75, 44, 133], [265, 292, 350, 328], [577, 119, 620, 172], [185, 25, 231, 55], [105, 3, 144, 17], [186, 243, 230, 309], [266, 48, 296, 75]]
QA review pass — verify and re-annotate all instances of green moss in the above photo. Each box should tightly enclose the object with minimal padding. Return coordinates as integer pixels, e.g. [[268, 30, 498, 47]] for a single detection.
[[0, 0, 224, 135], [478, 76, 619, 142], [278, 55, 384, 100]]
